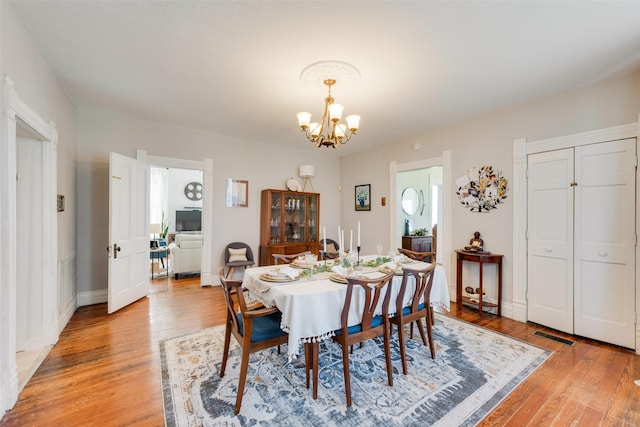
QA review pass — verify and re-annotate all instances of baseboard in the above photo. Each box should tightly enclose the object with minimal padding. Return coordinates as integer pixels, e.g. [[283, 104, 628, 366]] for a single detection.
[[56, 297, 76, 336], [77, 289, 107, 307]]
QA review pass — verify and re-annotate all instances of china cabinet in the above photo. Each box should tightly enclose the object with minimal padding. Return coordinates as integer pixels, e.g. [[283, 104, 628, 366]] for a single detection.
[[259, 189, 321, 265]]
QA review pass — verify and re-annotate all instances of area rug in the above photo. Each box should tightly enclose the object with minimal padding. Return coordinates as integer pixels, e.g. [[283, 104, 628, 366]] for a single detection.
[[160, 314, 551, 426]]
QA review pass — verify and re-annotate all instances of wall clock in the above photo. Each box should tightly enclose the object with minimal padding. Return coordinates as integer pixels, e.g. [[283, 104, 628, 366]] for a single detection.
[[184, 182, 203, 201]]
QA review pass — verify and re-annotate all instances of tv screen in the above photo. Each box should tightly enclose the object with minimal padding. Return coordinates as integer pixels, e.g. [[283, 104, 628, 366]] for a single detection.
[[175, 210, 202, 232]]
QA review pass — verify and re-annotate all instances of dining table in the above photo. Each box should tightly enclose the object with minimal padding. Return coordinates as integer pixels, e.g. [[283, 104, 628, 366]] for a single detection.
[[243, 255, 450, 359]]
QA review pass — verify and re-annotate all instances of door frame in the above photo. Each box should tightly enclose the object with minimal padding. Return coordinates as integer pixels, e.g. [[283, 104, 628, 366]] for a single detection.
[[512, 117, 640, 353], [1, 77, 58, 412], [137, 150, 214, 286], [390, 150, 452, 296]]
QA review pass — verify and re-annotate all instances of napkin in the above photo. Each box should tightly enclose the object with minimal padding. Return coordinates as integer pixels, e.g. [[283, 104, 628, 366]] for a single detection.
[[280, 266, 299, 279], [331, 265, 348, 276]]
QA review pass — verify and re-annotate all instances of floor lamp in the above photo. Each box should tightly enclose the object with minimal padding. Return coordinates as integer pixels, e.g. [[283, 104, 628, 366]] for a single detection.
[[299, 165, 315, 192]]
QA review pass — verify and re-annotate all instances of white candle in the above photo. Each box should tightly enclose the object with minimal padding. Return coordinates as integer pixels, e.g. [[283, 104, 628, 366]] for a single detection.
[[338, 226, 341, 251], [358, 221, 361, 247], [323, 227, 327, 253], [341, 230, 345, 254], [350, 230, 353, 252]]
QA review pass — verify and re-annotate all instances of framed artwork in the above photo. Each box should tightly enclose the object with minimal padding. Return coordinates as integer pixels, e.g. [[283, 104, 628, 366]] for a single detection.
[[226, 179, 248, 207], [355, 184, 371, 211], [57, 194, 65, 212]]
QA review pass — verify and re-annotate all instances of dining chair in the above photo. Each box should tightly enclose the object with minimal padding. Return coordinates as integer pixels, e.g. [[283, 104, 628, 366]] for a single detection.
[[272, 251, 311, 265], [320, 238, 340, 259], [398, 247, 436, 263], [223, 242, 255, 278], [306, 271, 394, 406], [390, 263, 437, 375], [218, 267, 288, 414]]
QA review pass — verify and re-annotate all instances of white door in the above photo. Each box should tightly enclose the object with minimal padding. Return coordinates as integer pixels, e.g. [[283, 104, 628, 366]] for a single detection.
[[108, 152, 150, 314], [528, 139, 636, 348], [527, 148, 574, 333], [574, 139, 636, 348]]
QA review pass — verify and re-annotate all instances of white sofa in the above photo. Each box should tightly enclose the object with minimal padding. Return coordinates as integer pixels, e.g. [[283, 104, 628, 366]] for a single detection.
[[169, 234, 202, 279]]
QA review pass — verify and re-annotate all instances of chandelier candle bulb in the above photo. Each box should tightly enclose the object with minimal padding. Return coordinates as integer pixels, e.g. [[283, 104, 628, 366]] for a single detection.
[[296, 112, 311, 128], [346, 115, 360, 132], [328, 103, 344, 122]]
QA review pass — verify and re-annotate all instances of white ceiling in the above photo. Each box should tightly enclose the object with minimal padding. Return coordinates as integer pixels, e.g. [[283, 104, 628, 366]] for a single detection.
[[9, 1, 640, 156]]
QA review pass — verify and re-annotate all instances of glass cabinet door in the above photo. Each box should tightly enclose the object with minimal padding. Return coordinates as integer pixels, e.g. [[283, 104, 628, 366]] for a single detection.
[[283, 192, 307, 243], [307, 194, 318, 242], [269, 192, 282, 244]]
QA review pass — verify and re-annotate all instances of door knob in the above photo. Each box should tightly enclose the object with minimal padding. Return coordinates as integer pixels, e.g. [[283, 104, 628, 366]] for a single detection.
[[113, 243, 122, 259]]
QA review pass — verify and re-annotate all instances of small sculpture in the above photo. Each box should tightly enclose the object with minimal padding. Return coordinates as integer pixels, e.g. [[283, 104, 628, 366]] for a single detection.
[[465, 231, 484, 252]]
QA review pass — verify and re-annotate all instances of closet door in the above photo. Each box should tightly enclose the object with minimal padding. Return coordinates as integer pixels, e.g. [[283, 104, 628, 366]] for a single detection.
[[574, 139, 636, 348], [527, 149, 574, 333]]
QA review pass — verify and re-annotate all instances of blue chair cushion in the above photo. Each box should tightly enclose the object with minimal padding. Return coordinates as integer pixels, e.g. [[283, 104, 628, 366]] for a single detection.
[[335, 314, 384, 336], [401, 303, 425, 316], [237, 311, 287, 343]]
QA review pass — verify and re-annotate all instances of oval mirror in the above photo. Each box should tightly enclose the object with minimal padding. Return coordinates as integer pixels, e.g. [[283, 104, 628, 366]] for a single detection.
[[401, 187, 420, 216]]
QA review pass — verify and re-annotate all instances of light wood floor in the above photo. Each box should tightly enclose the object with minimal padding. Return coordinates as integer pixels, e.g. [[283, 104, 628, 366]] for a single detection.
[[1, 276, 638, 426]]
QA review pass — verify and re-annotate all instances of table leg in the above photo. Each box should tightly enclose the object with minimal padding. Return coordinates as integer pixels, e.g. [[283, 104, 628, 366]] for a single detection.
[[456, 256, 463, 311], [478, 260, 483, 316], [498, 259, 502, 317]]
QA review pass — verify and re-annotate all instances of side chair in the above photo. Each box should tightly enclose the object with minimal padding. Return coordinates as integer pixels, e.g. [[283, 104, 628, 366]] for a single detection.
[[272, 251, 311, 265], [390, 263, 437, 375], [398, 247, 436, 263], [306, 271, 394, 407], [218, 267, 288, 414]]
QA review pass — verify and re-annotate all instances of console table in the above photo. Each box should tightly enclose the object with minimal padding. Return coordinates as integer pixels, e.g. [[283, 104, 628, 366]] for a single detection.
[[455, 250, 503, 316]]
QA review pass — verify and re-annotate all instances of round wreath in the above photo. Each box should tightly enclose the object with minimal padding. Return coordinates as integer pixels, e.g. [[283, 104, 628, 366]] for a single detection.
[[456, 166, 508, 212]]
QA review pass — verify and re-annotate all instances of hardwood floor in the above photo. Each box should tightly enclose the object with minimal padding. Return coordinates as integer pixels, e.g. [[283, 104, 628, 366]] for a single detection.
[[1, 276, 638, 426]]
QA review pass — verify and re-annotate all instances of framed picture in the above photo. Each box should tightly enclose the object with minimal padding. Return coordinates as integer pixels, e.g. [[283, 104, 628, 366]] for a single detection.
[[355, 184, 371, 211], [57, 194, 65, 212], [226, 179, 248, 207]]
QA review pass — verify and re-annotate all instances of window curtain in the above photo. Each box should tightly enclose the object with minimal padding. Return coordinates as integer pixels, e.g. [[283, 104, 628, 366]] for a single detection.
[[150, 167, 169, 227]]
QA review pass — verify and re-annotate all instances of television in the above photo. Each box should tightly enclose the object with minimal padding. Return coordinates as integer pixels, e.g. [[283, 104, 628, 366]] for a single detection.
[[175, 210, 202, 232]]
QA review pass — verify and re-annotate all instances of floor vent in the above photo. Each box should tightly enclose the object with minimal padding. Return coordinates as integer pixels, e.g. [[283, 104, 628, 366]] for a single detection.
[[533, 331, 575, 346]]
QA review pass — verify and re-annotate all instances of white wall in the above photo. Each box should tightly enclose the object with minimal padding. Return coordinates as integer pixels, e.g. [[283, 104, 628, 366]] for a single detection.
[[76, 107, 342, 295], [167, 168, 203, 232], [340, 70, 640, 314]]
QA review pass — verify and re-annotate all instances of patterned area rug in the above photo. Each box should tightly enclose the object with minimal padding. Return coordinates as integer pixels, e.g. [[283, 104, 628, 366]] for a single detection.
[[160, 314, 551, 426]]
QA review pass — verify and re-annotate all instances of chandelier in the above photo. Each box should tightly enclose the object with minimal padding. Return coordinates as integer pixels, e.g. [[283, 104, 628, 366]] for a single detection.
[[296, 79, 360, 149]]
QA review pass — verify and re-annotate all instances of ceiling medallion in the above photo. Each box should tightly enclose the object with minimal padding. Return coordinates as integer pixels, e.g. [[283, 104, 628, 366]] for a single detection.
[[296, 61, 361, 149]]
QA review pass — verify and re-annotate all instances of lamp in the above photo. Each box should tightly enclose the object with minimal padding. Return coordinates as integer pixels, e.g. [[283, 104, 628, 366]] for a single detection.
[[150, 223, 161, 248], [297, 78, 360, 149], [299, 165, 315, 192]]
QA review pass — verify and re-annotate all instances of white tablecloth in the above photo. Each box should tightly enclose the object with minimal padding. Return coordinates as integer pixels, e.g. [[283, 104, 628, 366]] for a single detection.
[[243, 256, 450, 359]]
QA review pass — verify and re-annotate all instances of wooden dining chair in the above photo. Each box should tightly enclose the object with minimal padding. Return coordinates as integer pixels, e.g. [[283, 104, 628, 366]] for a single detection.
[[397, 247, 436, 263], [390, 263, 437, 375], [272, 251, 311, 265], [306, 271, 394, 406], [218, 267, 288, 414]]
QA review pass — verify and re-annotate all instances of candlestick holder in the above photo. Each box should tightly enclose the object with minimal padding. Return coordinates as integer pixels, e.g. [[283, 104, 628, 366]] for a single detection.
[[321, 250, 327, 266], [357, 245, 361, 265]]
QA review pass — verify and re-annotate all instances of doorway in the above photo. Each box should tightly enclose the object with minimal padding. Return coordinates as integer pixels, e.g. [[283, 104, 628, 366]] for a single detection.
[[150, 166, 204, 279], [137, 150, 214, 286], [390, 150, 453, 292], [1, 78, 58, 412]]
